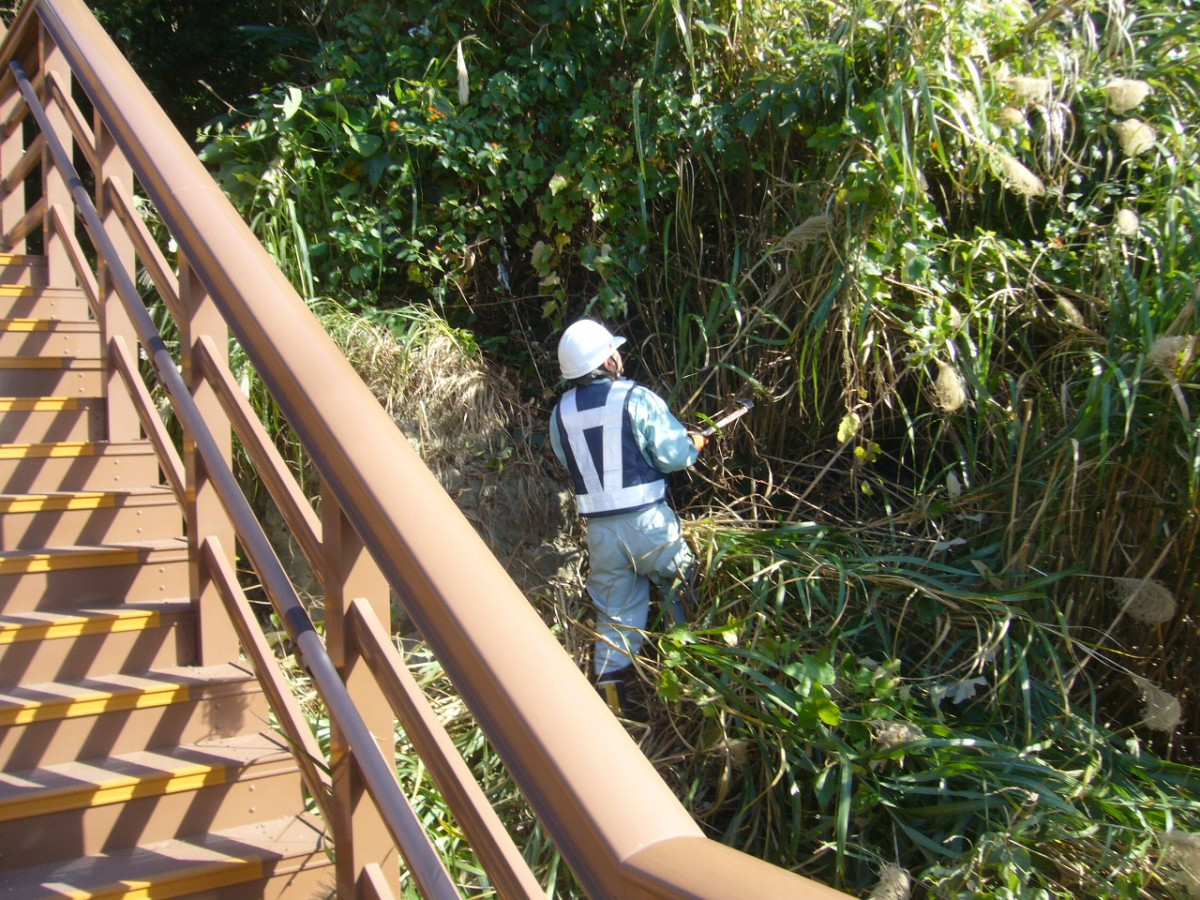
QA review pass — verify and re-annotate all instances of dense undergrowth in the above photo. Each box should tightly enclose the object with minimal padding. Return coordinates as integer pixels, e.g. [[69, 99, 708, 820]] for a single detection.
[[193, 0, 1200, 896]]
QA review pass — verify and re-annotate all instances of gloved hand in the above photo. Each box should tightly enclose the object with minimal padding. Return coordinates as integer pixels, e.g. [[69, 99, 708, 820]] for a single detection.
[[690, 432, 706, 452]]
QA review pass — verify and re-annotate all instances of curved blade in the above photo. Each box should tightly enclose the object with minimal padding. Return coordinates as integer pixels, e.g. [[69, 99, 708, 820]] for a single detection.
[[700, 398, 754, 436]]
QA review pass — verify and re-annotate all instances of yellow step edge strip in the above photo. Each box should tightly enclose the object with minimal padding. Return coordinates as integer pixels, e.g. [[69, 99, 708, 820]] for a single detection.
[[0, 548, 145, 575], [0, 608, 162, 645], [0, 492, 115, 514], [0, 442, 98, 459], [0, 397, 83, 411], [0, 681, 191, 727], [0, 759, 226, 823], [0, 318, 51, 331], [51, 858, 266, 900], [0, 284, 36, 296]]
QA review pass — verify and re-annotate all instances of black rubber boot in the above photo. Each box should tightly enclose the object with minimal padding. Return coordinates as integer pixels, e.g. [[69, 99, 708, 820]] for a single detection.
[[596, 672, 629, 717], [596, 667, 650, 722]]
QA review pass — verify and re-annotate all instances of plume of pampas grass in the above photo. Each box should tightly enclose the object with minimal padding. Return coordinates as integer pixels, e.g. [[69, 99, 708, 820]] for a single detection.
[[1011, 76, 1053, 104], [778, 214, 834, 248], [1055, 296, 1085, 328], [1114, 118, 1157, 156], [932, 361, 967, 412], [1148, 335, 1196, 378], [999, 106, 1026, 126], [1114, 208, 1139, 236], [869, 864, 913, 900], [872, 721, 925, 751], [1132, 675, 1182, 734], [1113, 576, 1178, 625], [999, 153, 1045, 196], [1104, 78, 1152, 114]]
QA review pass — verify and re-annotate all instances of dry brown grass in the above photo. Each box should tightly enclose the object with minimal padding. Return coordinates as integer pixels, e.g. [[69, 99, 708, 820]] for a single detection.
[[315, 302, 514, 461]]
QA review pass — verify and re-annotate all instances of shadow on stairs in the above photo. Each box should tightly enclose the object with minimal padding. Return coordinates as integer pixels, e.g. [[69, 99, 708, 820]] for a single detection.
[[0, 254, 333, 898]]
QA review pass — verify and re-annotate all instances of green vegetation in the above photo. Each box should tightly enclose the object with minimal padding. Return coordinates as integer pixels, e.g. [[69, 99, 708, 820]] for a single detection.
[[190, 0, 1200, 896], [81, 0, 323, 142]]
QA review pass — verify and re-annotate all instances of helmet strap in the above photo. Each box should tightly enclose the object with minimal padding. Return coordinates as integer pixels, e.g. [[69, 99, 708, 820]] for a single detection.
[[602, 351, 623, 378]]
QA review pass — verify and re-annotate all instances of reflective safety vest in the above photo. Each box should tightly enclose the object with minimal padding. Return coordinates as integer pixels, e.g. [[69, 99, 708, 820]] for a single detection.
[[555, 379, 667, 517]]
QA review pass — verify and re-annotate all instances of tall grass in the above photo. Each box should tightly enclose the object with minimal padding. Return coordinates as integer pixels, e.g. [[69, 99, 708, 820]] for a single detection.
[[619, 0, 1200, 895]]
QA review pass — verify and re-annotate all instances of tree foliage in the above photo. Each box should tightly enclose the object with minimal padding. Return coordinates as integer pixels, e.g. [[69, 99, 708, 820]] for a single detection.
[[87, 0, 321, 140]]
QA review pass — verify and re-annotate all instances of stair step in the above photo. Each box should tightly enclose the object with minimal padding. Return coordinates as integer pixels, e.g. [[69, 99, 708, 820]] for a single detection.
[[0, 732, 303, 868], [0, 599, 196, 684], [0, 663, 268, 770], [0, 254, 49, 287], [0, 486, 182, 549], [0, 599, 192, 646], [0, 356, 103, 397], [0, 287, 87, 318], [0, 395, 104, 443], [0, 813, 332, 899], [0, 664, 255, 727], [0, 440, 161, 492], [0, 318, 101, 358], [0, 539, 190, 612]]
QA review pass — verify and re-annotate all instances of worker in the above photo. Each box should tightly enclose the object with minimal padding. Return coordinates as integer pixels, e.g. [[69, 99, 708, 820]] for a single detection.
[[549, 319, 705, 718]]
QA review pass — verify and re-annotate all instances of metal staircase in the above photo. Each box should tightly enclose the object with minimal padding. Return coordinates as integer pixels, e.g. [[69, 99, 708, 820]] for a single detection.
[[0, 255, 333, 897]]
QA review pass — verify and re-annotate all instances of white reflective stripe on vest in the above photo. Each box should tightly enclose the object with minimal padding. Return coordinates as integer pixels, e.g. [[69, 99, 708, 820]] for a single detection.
[[561, 382, 665, 516]]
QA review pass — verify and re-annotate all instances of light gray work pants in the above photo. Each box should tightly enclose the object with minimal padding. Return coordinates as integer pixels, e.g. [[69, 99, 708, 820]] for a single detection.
[[585, 501, 693, 678]]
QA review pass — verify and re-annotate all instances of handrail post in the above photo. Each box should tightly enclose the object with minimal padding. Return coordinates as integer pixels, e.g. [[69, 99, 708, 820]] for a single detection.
[[179, 253, 238, 663], [0, 56, 24, 253], [95, 116, 138, 439], [37, 26, 71, 284], [323, 484, 401, 897]]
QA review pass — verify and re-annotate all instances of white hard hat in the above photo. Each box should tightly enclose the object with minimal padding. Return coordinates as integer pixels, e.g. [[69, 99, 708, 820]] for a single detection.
[[557, 319, 626, 379]]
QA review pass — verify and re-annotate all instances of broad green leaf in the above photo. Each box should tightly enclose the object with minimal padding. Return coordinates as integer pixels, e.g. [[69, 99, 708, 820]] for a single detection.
[[816, 699, 841, 727], [281, 86, 303, 121]]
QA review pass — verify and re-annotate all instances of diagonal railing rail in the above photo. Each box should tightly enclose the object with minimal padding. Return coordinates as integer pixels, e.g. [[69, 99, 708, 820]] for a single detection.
[[0, 0, 851, 897]]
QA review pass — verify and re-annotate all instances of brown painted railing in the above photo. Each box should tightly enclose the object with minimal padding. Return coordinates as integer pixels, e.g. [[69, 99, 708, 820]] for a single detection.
[[0, 1, 849, 897]]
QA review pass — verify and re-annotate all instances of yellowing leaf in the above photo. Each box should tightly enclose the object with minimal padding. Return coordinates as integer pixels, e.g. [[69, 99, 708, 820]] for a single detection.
[[854, 441, 882, 464], [837, 412, 861, 443]]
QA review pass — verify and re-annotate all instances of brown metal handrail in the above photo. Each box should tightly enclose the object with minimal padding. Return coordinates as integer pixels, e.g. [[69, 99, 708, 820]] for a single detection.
[[0, 1, 850, 897]]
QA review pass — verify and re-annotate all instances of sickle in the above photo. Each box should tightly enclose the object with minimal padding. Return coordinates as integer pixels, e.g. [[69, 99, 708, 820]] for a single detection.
[[699, 398, 755, 437]]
